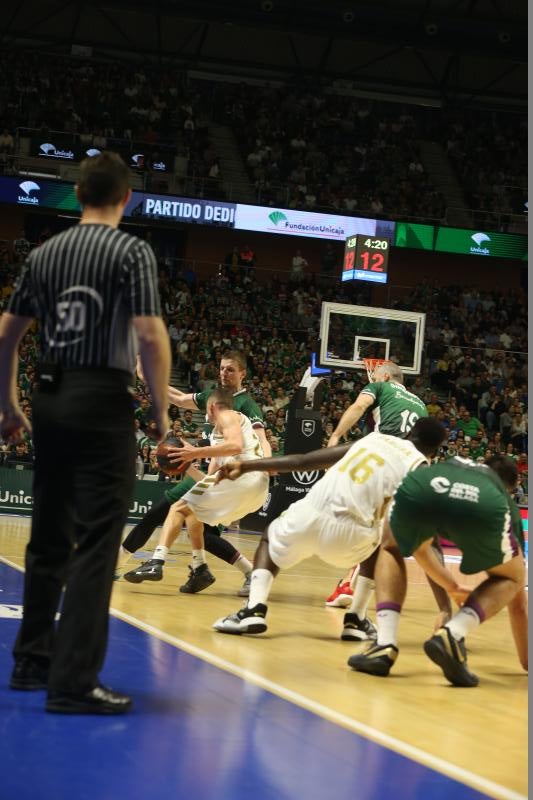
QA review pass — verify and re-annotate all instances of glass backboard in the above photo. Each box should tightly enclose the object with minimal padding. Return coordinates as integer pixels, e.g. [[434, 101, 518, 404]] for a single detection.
[[318, 302, 425, 375]]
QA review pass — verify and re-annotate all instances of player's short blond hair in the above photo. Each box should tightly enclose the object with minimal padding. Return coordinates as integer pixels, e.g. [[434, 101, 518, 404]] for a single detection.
[[374, 361, 404, 384]]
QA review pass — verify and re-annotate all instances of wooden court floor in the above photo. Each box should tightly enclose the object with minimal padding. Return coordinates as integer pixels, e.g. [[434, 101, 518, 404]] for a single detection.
[[0, 516, 527, 799]]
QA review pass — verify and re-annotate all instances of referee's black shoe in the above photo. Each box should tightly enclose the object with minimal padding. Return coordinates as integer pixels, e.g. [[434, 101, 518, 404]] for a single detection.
[[10, 657, 49, 690], [123, 558, 164, 583], [46, 685, 132, 714], [179, 563, 216, 593]]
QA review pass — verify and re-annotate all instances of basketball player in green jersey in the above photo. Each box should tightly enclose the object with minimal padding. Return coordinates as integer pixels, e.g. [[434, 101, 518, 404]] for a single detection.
[[324, 362, 437, 633], [349, 454, 527, 687], [327, 361, 428, 447], [117, 351, 270, 593]]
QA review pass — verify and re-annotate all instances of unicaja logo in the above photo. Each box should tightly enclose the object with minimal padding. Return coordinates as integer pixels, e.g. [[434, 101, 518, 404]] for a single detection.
[[18, 181, 40, 205], [86, 148, 101, 157], [470, 232, 490, 256], [269, 210, 288, 226], [39, 141, 74, 160]]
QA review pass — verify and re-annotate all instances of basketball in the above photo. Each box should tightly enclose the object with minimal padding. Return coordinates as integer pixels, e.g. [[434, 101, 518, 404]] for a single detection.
[[156, 436, 188, 476]]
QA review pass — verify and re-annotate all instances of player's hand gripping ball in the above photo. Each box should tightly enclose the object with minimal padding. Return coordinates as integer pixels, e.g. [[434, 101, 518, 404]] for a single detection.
[[156, 437, 188, 476]]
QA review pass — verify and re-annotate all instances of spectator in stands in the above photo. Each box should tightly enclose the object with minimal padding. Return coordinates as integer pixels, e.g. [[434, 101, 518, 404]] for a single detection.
[[198, 358, 218, 391], [290, 249, 308, 283], [409, 376, 429, 401], [510, 416, 528, 453], [224, 246, 240, 279], [499, 407, 513, 443], [4, 441, 33, 469], [181, 409, 199, 443], [426, 393, 442, 416], [0, 128, 14, 153], [457, 409, 484, 439], [485, 392, 507, 432], [273, 387, 289, 412], [320, 243, 337, 277], [139, 443, 154, 474], [265, 427, 280, 454], [238, 245, 256, 278]]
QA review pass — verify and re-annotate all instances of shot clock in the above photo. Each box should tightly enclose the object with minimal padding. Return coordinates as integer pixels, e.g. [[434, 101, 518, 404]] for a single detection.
[[342, 235, 390, 284]]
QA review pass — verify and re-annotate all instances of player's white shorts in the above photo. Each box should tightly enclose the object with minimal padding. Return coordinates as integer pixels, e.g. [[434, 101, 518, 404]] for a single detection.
[[267, 495, 382, 570], [182, 470, 269, 527]]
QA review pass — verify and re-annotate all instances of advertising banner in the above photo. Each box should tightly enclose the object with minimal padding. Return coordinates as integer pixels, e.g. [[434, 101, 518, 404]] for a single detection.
[[0, 176, 81, 211], [30, 138, 174, 172], [394, 222, 435, 251], [128, 193, 237, 226], [0, 468, 168, 524], [435, 226, 528, 260], [234, 205, 395, 242], [1, 172, 526, 258]]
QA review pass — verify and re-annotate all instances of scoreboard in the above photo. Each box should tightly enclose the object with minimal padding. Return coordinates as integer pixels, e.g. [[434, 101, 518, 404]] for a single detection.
[[342, 235, 390, 284]]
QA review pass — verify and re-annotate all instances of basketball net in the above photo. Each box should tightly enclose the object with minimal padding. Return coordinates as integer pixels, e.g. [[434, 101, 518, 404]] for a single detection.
[[362, 358, 386, 383]]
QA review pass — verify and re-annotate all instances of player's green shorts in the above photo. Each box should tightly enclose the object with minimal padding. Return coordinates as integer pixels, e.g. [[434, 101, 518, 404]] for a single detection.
[[389, 466, 521, 574], [164, 474, 197, 504]]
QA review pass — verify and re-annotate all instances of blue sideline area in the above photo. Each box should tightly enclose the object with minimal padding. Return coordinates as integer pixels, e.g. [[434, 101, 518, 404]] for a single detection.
[[0, 562, 490, 800]]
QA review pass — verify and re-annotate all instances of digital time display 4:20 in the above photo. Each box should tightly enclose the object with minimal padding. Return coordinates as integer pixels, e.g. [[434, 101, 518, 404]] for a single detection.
[[342, 235, 390, 284]]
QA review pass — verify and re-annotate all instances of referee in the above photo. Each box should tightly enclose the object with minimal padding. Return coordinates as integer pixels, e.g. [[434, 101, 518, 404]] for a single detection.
[[0, 152, 170, 714]]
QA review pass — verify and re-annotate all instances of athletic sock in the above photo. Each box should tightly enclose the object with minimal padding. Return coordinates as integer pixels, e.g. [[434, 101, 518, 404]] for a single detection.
[[376, 602, 402, 647], [191, 549, 206, 569], [349, 576, 375, 618], [233, 554, 253, 576], [152, 545, 169, 562], [116, 545, 133, 570], [348, 564, 360, 588], [248, 569, 274, 608], [446, 604, 483, 641]]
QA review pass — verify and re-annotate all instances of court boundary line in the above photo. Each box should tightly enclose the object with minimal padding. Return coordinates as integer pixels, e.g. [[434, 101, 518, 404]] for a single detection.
[[0, 554, 525, 800]]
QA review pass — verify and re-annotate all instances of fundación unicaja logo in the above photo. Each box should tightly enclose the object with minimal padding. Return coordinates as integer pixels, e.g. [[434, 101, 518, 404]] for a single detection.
[[18, 180, 40, 205], [470, 232, 491, 255], [268, 210, 288, 226]]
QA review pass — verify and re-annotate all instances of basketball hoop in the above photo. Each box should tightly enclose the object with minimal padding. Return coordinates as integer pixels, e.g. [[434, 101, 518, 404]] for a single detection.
[[362, 358, 387, 383]]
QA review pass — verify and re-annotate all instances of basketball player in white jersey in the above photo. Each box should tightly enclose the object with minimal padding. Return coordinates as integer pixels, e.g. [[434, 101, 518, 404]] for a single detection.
[[159, 387, 269, 592], [213, 417, 447, 635]]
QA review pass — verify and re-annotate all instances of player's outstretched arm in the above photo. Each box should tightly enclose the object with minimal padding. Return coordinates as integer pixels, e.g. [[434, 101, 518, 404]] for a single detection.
[[222, 442, 352, 480], [167, 385, 197, 409], [507, 587, 528, 671], [328, 392, 374, 447], [426, 539, 453, 631], [412, 539, 471, 606]]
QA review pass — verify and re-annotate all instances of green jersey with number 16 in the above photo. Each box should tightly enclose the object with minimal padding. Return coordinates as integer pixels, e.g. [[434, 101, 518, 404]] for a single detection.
[[360, 380, 428, 437]]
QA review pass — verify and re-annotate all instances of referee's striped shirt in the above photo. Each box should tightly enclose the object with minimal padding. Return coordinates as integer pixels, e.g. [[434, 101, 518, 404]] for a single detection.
[[7, 224, 161, 372]]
